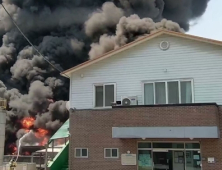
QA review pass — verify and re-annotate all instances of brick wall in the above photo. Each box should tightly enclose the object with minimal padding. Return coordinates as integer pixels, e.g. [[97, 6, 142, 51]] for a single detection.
[[200, 106, 222, 170], [69, 104, 220, 170]]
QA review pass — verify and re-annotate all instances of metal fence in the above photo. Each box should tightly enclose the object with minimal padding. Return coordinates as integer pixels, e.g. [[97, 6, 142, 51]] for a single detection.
[[3, 155, 45, 169], [0, 163, 36, 170]]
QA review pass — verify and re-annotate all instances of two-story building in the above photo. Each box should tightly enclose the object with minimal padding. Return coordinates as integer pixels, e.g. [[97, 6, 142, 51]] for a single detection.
[[61, 29, 222, 170]]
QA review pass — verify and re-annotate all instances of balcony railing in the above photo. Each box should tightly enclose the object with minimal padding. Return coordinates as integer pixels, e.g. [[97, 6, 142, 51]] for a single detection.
[[0, 99, 7, 110]]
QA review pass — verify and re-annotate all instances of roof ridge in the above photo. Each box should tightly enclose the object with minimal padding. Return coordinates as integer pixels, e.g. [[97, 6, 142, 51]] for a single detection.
[[61, 30, 222, 76]]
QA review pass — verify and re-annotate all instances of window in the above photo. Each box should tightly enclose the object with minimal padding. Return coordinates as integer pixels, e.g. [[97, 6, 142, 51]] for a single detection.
[[94, 83, 116, 107], [185, 143, 200, 149], [144, 80, 193, 104], [152, 143, 184, 149], [138, 142, 152, 148], [75, 148, 88, 158], [104, 148, 118, 158]]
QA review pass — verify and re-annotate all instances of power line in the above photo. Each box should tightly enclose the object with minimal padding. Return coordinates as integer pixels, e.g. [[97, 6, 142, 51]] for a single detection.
[[0, 3, 70, 79]]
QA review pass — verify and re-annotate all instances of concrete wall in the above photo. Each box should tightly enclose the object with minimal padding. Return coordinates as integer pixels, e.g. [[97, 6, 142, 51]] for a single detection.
[[70, 34, 222, 109], [0, 110, 6, 166]]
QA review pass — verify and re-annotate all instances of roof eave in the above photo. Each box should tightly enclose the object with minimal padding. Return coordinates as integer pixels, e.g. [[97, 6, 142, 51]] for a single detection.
[[61, 29, 222, 77], [60, 30, 165, 76]]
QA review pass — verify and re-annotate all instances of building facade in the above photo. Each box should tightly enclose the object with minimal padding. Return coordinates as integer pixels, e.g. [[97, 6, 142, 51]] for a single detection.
[[62, 30, 222, 170], [0, 109, 6, 166]]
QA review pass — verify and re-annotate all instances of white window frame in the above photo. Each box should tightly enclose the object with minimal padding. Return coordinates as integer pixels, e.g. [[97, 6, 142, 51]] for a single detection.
[[142, 79, 194, 105], [104, 148, 119, 158], [75, 148, 88, 158], [93, 83, 116, 108]]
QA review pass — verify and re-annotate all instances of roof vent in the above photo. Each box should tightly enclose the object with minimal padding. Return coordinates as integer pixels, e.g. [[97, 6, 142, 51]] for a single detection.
[[159, 41, 170, 51]]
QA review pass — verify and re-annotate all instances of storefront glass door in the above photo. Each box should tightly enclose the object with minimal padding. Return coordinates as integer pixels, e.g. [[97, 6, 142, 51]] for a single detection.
[[138, 150, 153, 170], [185, 151, 201, 170], [137, 142, 201, 170], [172, 151, 185, 170], [153, 151, 170, 170]]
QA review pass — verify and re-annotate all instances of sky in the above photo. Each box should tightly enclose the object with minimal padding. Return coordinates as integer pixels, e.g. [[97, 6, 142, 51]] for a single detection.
[[188, 0, 222, 41]]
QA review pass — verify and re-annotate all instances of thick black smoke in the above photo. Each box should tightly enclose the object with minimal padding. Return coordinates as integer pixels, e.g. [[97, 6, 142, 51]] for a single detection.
[[0, 0, 210, 153]]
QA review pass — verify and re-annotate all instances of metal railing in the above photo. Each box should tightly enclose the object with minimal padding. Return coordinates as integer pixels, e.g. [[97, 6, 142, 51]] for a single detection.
[[0, 99, 7, 110], [3, 155, 45, 169]]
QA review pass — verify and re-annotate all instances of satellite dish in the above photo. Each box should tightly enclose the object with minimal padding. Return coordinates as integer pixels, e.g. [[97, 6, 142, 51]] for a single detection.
[[122, 98, 131, 106], [66, 101, 70, 110]]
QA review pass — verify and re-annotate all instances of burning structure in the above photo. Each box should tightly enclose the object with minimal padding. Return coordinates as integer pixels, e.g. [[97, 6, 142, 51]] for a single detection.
[[0, 0, 210, 155]]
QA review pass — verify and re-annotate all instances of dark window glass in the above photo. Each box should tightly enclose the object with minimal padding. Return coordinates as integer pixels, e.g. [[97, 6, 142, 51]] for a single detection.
[[185, 143, 200, 149], [155, 82, 166, 104], [112, 149, 118, 157], [82, 149, 88, 157], [105, 149, 111, 157], [153, 143, 184, 148], [138, 143, 152, 148], [95, 86, 103, 107], [144, 83, 154, 104], [168, 81, 179, 104], [181, 81, 192, 103], [105, 85, 114, 106], [75, 149, 80, 157]]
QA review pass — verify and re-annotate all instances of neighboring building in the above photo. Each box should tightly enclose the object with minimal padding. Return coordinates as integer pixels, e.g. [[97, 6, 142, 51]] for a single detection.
[[0, 99, 6, 166], [61, 29, 222, 170]]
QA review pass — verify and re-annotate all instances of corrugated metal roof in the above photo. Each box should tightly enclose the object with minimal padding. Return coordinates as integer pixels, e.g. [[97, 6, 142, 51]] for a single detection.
[[49, 119, 69, 143]]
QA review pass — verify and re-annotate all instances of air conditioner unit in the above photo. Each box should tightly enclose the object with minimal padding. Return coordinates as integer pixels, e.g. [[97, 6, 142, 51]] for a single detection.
[[0, 99, 7, 110], [121, 96, 138, 106]]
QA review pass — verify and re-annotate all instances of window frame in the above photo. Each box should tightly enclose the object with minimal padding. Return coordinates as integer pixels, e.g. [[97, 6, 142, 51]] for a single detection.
[[104, 148, 119, 158], [93, 83, 116, 108], [142, 79, 194, 105], [75, 148, 88, 158]]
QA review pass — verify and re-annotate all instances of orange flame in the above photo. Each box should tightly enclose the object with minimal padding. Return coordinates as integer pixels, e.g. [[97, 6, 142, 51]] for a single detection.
[[22, 117, 35, 129], [9, 144, 17, 155], [39, 137, 48, 146], [35, 128, 48, 138], [20, 117, 50, 148]]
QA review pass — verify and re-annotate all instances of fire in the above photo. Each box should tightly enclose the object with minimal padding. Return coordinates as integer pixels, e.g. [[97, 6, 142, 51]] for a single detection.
[[18, 117, 49, 151], [21, 117, 35, 129], [35, 128, 49, 138], [34, 128, 49, 146], [39, 137, 48, 146], [8, 144, 17, 155], [23, 151, 30, 155]]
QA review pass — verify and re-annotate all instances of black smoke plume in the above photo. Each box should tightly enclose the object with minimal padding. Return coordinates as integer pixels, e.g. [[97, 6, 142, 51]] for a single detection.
[[0, 0, 210, 153]]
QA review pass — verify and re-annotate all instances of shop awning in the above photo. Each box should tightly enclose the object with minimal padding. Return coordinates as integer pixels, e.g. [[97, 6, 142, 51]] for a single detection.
[[112, 126, 219, 139]]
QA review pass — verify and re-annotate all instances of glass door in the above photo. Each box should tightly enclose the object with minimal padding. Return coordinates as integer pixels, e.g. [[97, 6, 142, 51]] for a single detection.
[[173, 151, 185, 170], [138, 150, 153, 170], [185, 151, 201, 170], [153, 150, 169, 170]]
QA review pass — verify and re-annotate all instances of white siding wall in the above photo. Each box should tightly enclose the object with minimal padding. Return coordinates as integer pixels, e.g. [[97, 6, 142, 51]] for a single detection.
[[70, 34, 222, 109], [0, 111, 6, 166]]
